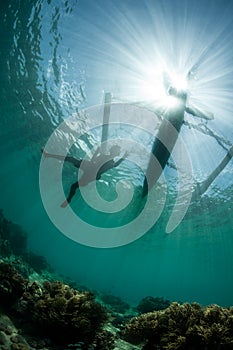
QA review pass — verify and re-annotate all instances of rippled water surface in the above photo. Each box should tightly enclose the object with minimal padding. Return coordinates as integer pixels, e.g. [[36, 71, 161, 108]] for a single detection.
[[0, 0, 233, 306]]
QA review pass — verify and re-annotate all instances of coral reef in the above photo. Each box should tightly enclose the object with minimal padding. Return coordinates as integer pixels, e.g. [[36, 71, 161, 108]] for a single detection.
[[0, 212, 116, 348], [0, 313, 32, 350], [0, 211, 63, 278], [111, 314, 133, 331], [21, 252, 49, 274], [0, 236, 12, 257], [0, 262, 114, 349], [2, 211, 233, 350], [92, 330, 115, 350], [100, 294, 130, 314], [0, 261, 28, 305], [17, 280, 109, 344], [122, 302, 233, 349], [0, 210, 27, 256], [137, 296, 171, 314], [0, 210, 51, 278]]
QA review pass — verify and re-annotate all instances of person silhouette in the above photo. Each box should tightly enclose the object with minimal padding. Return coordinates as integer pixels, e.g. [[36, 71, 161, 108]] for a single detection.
[[42, 145, 127, 207]]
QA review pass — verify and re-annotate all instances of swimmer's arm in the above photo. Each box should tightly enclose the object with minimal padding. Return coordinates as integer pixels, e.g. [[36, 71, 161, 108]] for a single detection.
[[113, 151, 128, 168]]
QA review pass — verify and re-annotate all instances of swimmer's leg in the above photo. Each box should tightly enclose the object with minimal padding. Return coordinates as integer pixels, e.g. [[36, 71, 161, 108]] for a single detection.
[[42, 148, 82, 168], [60, 181, 80, 208]]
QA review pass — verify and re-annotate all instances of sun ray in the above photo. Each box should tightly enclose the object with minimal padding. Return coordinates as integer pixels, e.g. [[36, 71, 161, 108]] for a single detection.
[[66, 0, 233, 190]]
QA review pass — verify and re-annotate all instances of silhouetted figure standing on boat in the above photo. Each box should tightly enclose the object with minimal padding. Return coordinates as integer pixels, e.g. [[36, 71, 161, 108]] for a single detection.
[[42, 145, 127, 207]]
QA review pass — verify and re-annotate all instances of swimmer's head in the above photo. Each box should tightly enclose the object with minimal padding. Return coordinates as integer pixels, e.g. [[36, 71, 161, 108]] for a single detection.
[[109, 145, 121, 157]]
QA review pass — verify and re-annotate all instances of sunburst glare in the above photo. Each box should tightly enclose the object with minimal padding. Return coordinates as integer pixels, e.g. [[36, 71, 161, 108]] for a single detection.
[[75, 1, 233, 129], [70, 0, 233, 187]]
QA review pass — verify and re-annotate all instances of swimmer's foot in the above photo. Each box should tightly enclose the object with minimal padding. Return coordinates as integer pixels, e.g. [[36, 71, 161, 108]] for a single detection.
[[61, 200, 69, 208]]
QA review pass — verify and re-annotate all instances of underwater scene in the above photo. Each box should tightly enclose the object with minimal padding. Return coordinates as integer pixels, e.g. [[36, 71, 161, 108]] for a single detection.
[[0, 0, 233, 349]]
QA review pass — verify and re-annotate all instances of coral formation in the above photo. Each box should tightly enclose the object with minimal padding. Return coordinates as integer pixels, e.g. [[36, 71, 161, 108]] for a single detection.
[[0, 237, 12, 257], [21, 252, 49, 273], [0, 313, 32, 350], [0, 261, 28, 305], [137, 296, 171, 314], [92, 330, 115, 350], [0, 212, 116, 348], [111, 314, 133, 331], [122, 302, 233, 349], [100, 294, 130, 314], [0, 261, 114, 349], [0, 210, 51, 278], [17, 280, 109, 344], [0, 210, 27, 256]]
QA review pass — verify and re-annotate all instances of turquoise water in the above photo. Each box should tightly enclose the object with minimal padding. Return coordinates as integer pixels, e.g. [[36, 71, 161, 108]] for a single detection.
[[0, 0, 233, 308]]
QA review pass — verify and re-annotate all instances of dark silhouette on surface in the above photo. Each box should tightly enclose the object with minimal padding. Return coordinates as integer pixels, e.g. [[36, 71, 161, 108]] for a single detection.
[[42, 146, 127, 207], [142, 88, 188, 197]]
